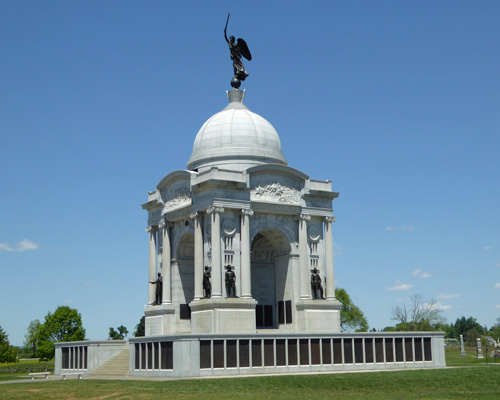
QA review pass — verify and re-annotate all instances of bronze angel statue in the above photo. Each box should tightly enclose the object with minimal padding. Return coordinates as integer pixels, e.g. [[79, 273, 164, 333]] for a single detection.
[[224, 13, 252, 85]]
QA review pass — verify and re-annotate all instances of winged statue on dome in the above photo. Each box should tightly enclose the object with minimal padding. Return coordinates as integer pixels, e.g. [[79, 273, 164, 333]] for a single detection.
[[224, 13, 252, 88]]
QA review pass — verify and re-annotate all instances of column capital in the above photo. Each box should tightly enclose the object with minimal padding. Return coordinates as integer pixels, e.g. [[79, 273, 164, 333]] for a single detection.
[[190, 212, 199, 220], [207, 206, 224, 215], [158, 219, 174, 230], [145, 225, 157, 233], [295, 214, 311, 222], [324, 216, 336, 223], [241, 209, 254, 217]]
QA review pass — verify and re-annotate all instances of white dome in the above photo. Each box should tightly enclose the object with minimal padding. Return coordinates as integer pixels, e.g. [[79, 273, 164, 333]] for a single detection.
[[187, 90, 287, 171]]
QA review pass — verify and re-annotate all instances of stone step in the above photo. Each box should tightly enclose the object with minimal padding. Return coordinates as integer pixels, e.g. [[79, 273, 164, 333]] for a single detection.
[[87, 347, 130, 377]]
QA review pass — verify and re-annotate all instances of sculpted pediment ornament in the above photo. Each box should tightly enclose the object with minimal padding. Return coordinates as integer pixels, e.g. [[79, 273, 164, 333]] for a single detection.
[[251, 182, 301, 204], [162, 187, 191, 211]]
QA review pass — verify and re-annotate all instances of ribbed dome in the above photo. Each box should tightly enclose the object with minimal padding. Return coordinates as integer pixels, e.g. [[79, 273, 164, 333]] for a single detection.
[[187, 90, 287, 172]]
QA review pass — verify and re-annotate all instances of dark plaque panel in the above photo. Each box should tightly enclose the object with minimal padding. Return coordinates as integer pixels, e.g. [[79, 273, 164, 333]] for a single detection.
[[311, 339, 321, 365], [62, 347, 69, 369], [252, 340, 262, 367], [285, 300, 292, 324], [134, 344, 140, 369], [375, 338, 384, 363], [405, 338, 414, 362], [278, 301, 285, 324], [333, 339, 342, 364], [264, 305, 273, 327], [78, 348, 83, 369], [213, 340, 224, 368], [395, 338, 404, 362], [200, 340, 211, 369], [288, 339, 298, 366], [256, 305, 263, 327], [365, 338, 374, 363], [276, 339, 286, 366], [414, 338, 423, 361], [180, 304, 191, 320], [385, 338, 394, 362], [227, 340, 237, 368], [141, 343, 147, 369], [344, 339, 353, 364], [153, 343, 159, 369], [239, 340, 250, 368], [264, 339, 274, 366], [147, 343, 153, 369], [354, 339, 363, 363], [322, 339, 332, 365], [299, 339, 309, 365], [161, 342, 173, 370], [424, 338, 432, 361], [83, 346, 88, 369]]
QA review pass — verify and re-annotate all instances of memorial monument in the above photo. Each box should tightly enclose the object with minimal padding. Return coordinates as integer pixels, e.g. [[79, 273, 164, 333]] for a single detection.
[[55, 16, 446, 377], [141, 14, 342, 336]]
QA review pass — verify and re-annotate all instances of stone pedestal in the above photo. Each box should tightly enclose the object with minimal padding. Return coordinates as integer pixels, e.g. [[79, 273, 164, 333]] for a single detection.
[[295, 299, 342, 333], [459, 334, 466, 355], [144, 304, 176, 336], [476, 338, 484, 359], [189, 298, 257, 334]]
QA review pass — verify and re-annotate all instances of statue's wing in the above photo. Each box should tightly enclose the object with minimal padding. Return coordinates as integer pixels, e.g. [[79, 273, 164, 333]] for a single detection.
[[237, 38, 252, 61]]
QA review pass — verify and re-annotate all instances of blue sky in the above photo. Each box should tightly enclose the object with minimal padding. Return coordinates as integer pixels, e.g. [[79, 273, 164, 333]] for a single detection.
[[1, 1, 499, 345]]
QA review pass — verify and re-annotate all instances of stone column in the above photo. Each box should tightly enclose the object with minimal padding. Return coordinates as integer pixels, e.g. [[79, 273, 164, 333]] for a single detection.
[[240, 209, 254, 298], [297, 214, 311, 299], [191, 212, 204, 300], [207, 207, 224, 298], [324, 216, 336, 300], [146, 226, 157, 305], [159, 220, 172, 304]]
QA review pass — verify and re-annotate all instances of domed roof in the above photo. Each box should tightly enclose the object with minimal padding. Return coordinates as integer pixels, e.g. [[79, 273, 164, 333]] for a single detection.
[[187, 90, 287, 171]]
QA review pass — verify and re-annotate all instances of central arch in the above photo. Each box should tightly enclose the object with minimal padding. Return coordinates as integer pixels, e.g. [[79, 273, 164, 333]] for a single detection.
[[251, 229, 292, 329]]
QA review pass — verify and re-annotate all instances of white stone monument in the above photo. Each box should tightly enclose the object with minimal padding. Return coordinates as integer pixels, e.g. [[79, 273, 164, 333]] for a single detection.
[[142, 89, 341, 336], [476, 338, 483, 359], [460, 334, 466, 355]]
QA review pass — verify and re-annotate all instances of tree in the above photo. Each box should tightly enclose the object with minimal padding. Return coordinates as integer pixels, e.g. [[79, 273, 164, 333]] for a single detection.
[[449, 316, 484, 339], [36, 306, 86, 360], [108, 325, 128, 340], [335, 288, 369, 332], [392, 294, 445, 331], [0, 326, 18, 363], [23, 320, 41, 357], [134, 316, 145, 337]]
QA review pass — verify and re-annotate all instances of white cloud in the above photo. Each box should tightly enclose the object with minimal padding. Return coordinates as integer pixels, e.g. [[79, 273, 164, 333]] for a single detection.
[[437, 293, 460, 300], [495, 305, 500, 309], [494, 283, 500, 289], [334, 245, 343, 256], [66, 299, 72, 304], [387, 281, 413, 291], [0, 239, 39, 253], [386, 226, 415, 232], [432, 302, 451, 311], [484, 246, 493, 250], [412, 268, 432, 278]]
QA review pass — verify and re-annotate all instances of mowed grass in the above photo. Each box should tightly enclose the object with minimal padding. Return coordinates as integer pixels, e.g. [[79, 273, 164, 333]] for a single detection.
[[1, 348, 499, 400]]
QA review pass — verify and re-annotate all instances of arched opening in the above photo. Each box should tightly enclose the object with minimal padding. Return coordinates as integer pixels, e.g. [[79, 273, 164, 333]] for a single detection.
[[251, 229, 291, 329], [175, 233, 194, 329]]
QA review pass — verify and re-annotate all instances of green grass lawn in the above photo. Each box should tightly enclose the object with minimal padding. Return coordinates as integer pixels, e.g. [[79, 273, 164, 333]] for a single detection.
[[1, 347, 499, 399]]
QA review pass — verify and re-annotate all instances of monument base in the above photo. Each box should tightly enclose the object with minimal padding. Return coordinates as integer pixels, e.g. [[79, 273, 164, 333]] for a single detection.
[[144, 304, 176, 336], [189, 297, 258, 334], [295, 299, 342, 332]]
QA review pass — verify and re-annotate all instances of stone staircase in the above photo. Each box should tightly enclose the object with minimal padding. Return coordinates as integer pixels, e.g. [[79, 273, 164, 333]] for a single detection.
[[87, 348, 130, 378]]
